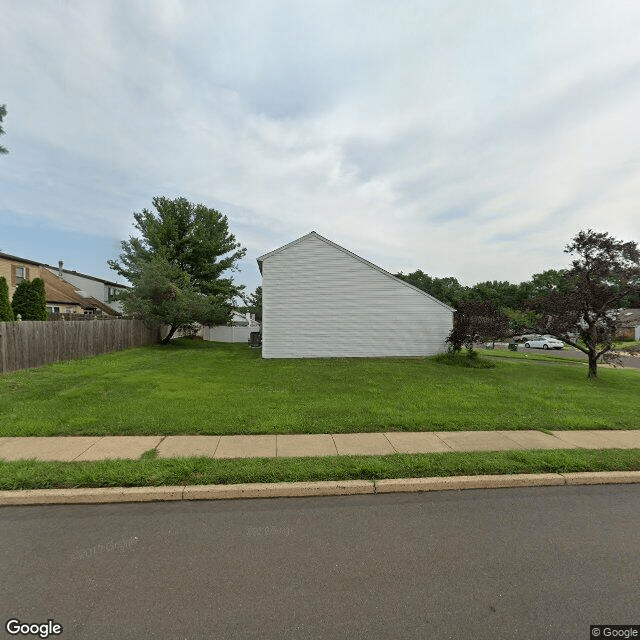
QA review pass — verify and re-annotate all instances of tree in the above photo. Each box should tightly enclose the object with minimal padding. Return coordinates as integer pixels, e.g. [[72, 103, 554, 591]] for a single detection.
[[395, 270, 468, 307], [246, 286, 262, 322], [446, 300, 510, 358], [525, 230, 640, 379], [0, 104, 8, 154], [0, 276, 14, 321], [119, 257, 231, 344], [11, 278, 48, 321], [108, 196, 246, 301]]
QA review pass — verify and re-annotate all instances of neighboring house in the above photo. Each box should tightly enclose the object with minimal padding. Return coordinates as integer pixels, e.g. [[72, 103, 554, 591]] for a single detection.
[[230, 309, 260, 327], [616, 308, 640, 341], [256, 231, 454, 358], [44, 261, 128, 314], [0, 252, 118, 316]]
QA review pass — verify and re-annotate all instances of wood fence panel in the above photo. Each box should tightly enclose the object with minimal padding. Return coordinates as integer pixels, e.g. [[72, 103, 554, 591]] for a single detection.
[[0, 319, 159, 373]]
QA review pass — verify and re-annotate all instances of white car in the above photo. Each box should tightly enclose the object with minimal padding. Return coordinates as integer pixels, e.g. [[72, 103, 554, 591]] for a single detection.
[[524, 337, 564, 350]]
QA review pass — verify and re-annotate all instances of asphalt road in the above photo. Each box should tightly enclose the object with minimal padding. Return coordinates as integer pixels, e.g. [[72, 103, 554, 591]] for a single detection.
[[2, 486, 640, 640]]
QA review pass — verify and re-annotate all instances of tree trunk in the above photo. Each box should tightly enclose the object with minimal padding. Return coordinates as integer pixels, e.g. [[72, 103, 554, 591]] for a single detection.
[[161, 325, 177, 345], [587, 351, 598, 379]]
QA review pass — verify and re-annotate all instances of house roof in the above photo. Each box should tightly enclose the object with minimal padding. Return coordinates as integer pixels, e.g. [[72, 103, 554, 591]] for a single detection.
[[257, 231, 455, 312], [45, 265, 128, 289], [0, 251, 45, 267], [39, 270, 120, 315], [617, 308, 640, 325]]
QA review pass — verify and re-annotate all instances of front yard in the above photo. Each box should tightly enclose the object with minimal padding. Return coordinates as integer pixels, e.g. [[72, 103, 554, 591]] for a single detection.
[[1, 339, 638, 437]]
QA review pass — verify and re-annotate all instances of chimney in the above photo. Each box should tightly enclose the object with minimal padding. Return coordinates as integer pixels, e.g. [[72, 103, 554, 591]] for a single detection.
[[58, 261, 64, 277]]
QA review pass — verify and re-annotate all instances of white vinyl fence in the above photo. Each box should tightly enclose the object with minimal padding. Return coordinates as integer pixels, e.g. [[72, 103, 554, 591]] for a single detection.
[[202, 325, 260, 343]]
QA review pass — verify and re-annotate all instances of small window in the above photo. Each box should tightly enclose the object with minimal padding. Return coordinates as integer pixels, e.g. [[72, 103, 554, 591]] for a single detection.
[[47, 306, 60, 314], [65, 308, 73, 314], [16, 266, 25, 284]]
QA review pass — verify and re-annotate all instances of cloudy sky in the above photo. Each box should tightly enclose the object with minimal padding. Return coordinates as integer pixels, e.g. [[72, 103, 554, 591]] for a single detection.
[[1, 1, 639, 296]]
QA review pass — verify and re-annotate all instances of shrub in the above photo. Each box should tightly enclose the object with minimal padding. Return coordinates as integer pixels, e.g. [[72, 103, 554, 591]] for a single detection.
[[432, 351, 496, 368]]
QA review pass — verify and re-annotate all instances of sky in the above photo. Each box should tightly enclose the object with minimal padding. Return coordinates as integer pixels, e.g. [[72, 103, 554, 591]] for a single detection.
[[1, 0, 640, 298]]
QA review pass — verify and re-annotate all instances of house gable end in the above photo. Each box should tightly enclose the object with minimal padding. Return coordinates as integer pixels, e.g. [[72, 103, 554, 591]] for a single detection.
[[257, 231, 454, 312]]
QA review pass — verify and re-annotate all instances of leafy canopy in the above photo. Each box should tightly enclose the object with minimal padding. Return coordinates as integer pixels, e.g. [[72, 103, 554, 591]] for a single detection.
[[0, 104, 7, 154], [446, 300, 510, 359], [108, 196, 246, 301]]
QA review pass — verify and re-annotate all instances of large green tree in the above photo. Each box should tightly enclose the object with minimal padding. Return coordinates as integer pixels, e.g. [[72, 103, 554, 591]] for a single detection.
[[0, 276, 14, 321], [119, 257, 230, 344], [11, 278, 48, 321], [0, 104, 8, 154], [108, 196, 246, 339]]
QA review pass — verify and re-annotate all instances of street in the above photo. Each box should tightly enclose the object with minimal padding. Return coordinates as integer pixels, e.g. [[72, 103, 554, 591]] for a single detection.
[[2, 486, 639, 639]]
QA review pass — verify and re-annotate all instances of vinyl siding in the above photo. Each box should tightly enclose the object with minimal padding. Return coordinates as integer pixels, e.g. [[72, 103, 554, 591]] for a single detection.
[[261, 234, 453, 358]]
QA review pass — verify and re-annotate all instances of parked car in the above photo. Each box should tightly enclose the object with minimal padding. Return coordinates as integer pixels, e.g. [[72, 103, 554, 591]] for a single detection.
[[524, 337, 564, 350]]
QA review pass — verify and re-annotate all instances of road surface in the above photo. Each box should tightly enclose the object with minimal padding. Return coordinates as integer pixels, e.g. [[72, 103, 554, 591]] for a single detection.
[[2, 486, 639, 639]]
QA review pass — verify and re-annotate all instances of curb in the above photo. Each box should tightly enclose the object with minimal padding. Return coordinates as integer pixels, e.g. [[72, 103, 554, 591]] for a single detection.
[[1, 472, 639, 506]]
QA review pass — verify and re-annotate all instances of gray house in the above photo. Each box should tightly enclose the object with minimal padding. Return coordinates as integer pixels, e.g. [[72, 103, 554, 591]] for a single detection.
[[257, 231, 454, 358]]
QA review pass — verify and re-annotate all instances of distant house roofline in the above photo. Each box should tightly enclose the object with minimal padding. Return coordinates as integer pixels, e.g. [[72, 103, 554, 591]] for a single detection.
[[0, 251, 45, 267], [0, 251, 128, 288], [44, 265, 129, 289], [256, 231, 455, 313]]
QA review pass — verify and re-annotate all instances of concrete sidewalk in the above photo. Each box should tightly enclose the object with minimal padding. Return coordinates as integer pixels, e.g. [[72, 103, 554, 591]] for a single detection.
[[1, 429, 640, 462]]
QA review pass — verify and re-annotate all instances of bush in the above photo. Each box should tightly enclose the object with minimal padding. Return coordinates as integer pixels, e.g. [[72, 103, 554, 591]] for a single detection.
[[0, 276, 13, 321], [432, 351, 496, 368]]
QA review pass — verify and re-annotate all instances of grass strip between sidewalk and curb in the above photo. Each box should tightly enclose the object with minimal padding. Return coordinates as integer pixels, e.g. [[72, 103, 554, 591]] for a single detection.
[[1, 448, 640, 491]]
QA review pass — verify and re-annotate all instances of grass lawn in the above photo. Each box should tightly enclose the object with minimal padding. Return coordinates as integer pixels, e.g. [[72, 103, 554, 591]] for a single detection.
[[1, 448, 639, 490], [477, 348, 588, 365], [1, 339, 638, 437]]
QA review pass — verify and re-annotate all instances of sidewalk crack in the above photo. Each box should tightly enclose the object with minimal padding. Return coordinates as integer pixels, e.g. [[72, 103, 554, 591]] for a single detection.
[[71, 437, 104, 461], [383, 433, 398, 453]]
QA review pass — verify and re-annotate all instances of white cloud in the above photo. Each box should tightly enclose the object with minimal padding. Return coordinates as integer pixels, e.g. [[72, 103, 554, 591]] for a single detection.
[[1, 0, 639, 292]]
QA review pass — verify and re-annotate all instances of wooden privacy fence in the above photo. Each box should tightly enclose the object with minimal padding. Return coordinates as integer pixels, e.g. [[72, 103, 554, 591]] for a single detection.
[[0, 319, 160, 373]]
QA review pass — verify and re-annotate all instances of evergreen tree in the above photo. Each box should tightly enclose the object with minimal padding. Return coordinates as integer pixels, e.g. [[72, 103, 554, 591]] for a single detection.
[[0, 276, 14, 321], [11, 278, 48, 320], [30, 278, 48, 320]]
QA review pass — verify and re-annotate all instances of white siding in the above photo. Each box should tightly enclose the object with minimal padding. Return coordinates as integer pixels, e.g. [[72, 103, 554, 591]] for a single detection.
[[261, 234, 453, 358]]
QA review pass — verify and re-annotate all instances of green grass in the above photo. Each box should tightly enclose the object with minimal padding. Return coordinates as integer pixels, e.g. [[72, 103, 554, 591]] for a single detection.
[[1, 449, 639, 490], [1, 339, 639, 437]]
